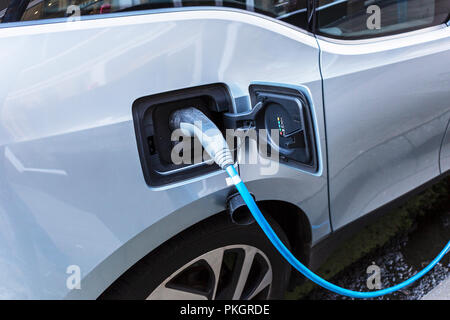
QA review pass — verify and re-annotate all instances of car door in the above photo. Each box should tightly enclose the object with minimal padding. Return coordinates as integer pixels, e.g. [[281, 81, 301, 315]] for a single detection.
[[316, 0, 450, 229], [0, 0, 329, 299]]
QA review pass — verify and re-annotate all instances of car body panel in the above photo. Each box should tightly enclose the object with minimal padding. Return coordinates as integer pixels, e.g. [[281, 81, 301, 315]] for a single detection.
[[441, 119, 450, 173], [317, 25, 450, 230], [0, 9, 328, 299]]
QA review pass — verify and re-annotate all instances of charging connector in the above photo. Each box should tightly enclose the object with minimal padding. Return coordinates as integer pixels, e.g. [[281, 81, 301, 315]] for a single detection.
[[170, 107, 233, 169]]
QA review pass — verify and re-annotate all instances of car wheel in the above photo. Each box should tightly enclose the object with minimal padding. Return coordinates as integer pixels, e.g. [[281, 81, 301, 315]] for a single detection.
[[100, 213, 291, 300]]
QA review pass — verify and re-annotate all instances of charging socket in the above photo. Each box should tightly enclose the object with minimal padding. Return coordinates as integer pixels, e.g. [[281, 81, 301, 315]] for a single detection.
[[133, 84, 233, 187]]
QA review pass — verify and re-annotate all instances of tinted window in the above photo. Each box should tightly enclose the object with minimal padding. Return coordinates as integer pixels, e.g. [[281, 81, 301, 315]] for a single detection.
[[1, 0, 309, 29], [317, 0, 450, 39], [0, 0, 9, 20]]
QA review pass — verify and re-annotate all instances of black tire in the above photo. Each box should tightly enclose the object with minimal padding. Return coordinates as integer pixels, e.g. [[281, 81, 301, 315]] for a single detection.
[[99, 213, 291, 300]]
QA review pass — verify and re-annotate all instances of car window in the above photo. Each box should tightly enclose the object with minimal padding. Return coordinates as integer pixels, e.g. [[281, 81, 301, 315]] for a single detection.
[[316, 0, 450, 40], [0, 0, 9, 20], [1, 0, 309, 30]]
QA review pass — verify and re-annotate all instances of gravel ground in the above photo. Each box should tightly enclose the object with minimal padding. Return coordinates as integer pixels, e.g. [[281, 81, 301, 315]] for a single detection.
[[306, 208, 450, 300]]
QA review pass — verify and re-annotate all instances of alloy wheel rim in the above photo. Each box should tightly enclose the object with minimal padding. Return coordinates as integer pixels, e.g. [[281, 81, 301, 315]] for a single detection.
[[147, 244, 273, 300]]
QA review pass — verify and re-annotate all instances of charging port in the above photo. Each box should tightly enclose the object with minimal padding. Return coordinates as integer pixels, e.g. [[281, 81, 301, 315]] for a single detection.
[[132, 84, 233, 187]]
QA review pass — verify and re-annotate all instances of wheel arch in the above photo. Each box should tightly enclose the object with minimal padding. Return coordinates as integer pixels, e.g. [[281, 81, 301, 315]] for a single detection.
[[258, 200, 312, 268], [93, 199, 312, 299]]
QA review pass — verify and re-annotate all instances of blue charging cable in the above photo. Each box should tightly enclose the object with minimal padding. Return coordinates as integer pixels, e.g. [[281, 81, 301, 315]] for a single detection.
[[171, 107, 450, 299], [225, 165, 450, 298]]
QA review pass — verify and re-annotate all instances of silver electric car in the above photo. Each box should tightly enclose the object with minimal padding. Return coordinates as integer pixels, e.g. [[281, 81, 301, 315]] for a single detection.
[[0, 0, 449, 299]]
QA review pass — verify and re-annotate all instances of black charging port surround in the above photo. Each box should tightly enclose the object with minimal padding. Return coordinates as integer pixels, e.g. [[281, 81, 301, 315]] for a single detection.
[[132, 84, 233, 187]]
